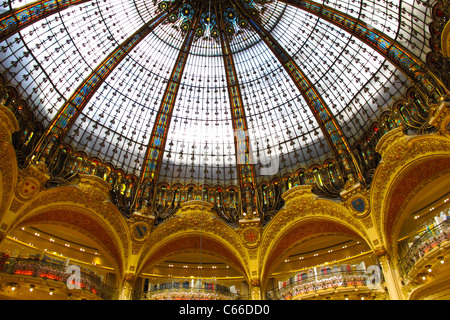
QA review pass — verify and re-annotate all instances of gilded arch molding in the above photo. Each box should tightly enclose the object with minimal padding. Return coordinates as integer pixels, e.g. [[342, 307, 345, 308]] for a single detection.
[[387, 163, 450, 261], [371, 126, 450, 252], [258, 185, 371, 284], [138, 233, 249, 282], [5, 175, 131, 274], [17, 209, 124, 275], [442, 20, 450, 58], [261, 218, 363, 288], [0, 105, 19, 227], [375, 155, 450, 252], [137, 201, 250, 279]]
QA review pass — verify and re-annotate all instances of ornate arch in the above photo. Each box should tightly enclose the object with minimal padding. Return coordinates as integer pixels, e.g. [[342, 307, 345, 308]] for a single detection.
[[0, 105, 19, 226], [6, 175, 130, 275], [259, 185, 370, 288], [261, 218, 363, 290], [388, 164, 450, 264], [17, 209, 124, 275], [371, 127, 450, 253], [138, 233, 249, 282], [136, 201, 250, 279]]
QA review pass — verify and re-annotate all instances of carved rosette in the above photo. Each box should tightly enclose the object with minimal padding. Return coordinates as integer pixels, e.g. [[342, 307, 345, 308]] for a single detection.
[[9, 165, 49, 217]]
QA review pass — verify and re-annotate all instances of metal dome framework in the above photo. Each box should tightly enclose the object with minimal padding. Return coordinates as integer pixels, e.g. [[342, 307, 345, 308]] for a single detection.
[[0, 0, 448, 222]]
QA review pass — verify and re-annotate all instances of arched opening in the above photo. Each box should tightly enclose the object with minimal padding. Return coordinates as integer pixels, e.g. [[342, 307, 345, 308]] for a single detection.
[[136, 234, 250, 300], [382, 156, 450, 252], [262, 219, 380, 300], [0, 210, 122, 300], [390, 166, 450, 299]]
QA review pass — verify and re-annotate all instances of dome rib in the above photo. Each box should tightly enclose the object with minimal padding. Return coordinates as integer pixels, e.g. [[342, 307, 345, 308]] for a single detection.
[[2, 0, 446, 191], [216, 2, 256, 190], [232, 0, 362, 183], [0, 0, 91, 43], [280, 0, 448, 101], [140, 2, 203, 185], [27, 1, 181, 165]]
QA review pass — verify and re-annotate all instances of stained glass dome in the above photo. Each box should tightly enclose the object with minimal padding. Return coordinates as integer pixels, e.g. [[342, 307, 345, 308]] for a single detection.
[[0, 0, 442, 188]]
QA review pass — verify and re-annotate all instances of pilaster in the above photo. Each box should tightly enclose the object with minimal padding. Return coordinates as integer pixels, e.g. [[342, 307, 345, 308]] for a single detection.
[[238, 217, 262, 299], [377, 247, 405, 300]]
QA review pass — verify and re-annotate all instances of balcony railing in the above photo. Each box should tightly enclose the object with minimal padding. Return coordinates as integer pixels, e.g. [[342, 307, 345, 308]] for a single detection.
[[266, 270, 381, 300], [399, 219, 450, 276], [0, 254, 117, 299], [136, 280, 241, 300]]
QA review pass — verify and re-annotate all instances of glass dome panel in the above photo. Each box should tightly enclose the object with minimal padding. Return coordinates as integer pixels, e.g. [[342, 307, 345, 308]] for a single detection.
[[0, 0, 438, 185], [160, 53, 238, 183], [64, 20, 187, 174]]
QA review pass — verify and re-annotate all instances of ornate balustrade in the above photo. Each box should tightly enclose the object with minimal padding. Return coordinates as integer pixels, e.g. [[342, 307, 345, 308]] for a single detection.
[[0, 254, 117, 299], [137, 280, 238, 300], [267, 270, 382, 300], [400, 219, 450, 276]]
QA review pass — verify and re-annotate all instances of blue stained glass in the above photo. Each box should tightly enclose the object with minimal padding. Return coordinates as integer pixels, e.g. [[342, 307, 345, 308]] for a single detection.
[[157, 126, 165, 136], [73, 96, 83, 105], [18, 13, 30, 22]]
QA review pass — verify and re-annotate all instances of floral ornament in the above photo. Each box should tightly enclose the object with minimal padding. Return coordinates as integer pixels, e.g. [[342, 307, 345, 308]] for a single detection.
[[158, 0, 272, 41]]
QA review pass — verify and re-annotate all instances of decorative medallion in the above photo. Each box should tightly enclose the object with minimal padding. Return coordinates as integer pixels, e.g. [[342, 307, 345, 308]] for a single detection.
[[242, 226, 260, 247], [131, 222, 151, 242], [351, 197, 365, 213], [16, 177, 40, 200], [348, 194, 370, 218], [159, 0, 273, 41]]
